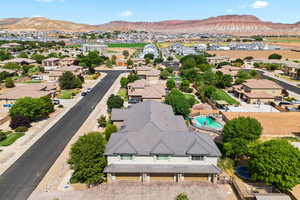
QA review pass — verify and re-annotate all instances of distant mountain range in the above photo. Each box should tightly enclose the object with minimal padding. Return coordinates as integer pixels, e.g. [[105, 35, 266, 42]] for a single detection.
[[1, 15, 300, 36]]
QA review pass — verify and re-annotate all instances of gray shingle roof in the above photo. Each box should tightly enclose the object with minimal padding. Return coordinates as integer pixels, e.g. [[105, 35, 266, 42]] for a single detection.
[[104, 164, 221, 174], [106, 101, 221, 157]]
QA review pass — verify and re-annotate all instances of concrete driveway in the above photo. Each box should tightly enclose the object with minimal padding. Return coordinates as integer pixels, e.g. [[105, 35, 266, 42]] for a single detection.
[[29, 182, 235, 200]]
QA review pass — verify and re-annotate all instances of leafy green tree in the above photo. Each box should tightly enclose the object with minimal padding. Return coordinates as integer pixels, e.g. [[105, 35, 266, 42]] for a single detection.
[[9, 96, 54, 121], [223, 138, 249, 158], [68, 132, 107, 185], [31, 54, 46, 64], [0, 71, 11, 81], [17, 52, 28, 58], [176, 193, 189, 200], [223, 117, 262, 142], [165, 89, 190, 117], [180, 80, 190, 92], [122, 50, 129, 58], [249, 139, 300, 191], [235, 70, 253, 84], [78, 51, 107, 68], [59, 71, 82, 90], [40, 95, 55, 114], [268, 53, 282, 60], [160, 69, 171, 80], [127, 73, 139, 83], [0, 50, 12, 61], [166, 79, 176, 90], [120, 77, 128, 88], [223, 117, 262, 158], [126, 58, 134, 67], [97, 115, 107, 128], [4, 77, 15, 88], [103, 124, 118, 141], [144, 53, 154, 60], [107, 94, 124, 110], [3, 62, 21, 70]]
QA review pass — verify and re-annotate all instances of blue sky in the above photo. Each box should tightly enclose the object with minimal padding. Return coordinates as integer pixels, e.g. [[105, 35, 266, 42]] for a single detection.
[[1, 0, 299, 25]]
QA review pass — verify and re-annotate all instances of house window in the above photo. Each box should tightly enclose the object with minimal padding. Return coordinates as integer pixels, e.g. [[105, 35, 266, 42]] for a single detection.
[[120, 155, 133, 160], [156, 155, 170, 160], [191, 156, 204, 161]]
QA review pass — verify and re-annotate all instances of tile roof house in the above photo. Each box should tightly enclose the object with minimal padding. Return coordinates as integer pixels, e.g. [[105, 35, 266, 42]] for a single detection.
[[232, 79, 283, 104], [42, 57, 61, 71], [134, 66, 161, 81], [106, 101, 221, 183], [0, 58, 37, 66], [127, 79, 166, 103], [48, 65, 83, 81]]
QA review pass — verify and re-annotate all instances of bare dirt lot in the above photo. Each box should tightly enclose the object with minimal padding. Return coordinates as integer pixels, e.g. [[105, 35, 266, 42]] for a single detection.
[[207, 50, 300, 60], [29, 182, 236, 200]]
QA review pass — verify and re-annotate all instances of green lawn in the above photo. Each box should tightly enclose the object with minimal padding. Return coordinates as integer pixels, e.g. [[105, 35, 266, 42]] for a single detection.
[[211, 89, 239, 105], [0, 133, 25, 146], [21, 80, 42, 84], [106, 43, 148, 48], [118, 88, 128, 102], [58, 89, 80, 99]]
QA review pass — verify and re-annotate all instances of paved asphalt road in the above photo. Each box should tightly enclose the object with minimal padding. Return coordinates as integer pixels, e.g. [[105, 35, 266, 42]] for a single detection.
[[0, 70, 124, 200]]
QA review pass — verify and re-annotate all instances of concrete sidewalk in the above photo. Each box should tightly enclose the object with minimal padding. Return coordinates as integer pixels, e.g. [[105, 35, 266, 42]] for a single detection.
[[29, 73, 128, 197], [0, 74, 106, 176]]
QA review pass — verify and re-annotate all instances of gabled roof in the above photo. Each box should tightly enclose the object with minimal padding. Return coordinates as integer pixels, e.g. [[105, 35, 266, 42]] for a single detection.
[[114, 140, 137, 155], [150, 140, 174, 155], [106, 101, 221, 157], [186, 140, 210, 155]]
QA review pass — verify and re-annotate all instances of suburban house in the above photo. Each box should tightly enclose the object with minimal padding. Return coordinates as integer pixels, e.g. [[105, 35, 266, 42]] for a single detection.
[[105, 101, 222, 183], [60, 57, 76, 66], [47, 65, 83, 81], [0, 83, 56, 104], [127, 79, 166, 103], [0, 58, 37, 66], [283, 62, 300, 80], [134, 66, 160, 81], [42, 58, 61, 71], [216, 65, 240, 80], [232, 79, 283, 104], [207, 56, 231, 65], [139, 44, 159, 59]]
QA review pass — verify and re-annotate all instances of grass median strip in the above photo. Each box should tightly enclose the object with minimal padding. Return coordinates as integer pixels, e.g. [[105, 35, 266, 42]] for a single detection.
[[0, 132, 25, 146]]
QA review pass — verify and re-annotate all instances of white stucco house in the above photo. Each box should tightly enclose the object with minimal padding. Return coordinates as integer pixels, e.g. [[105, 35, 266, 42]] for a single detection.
[[105, 101, 222, 183]]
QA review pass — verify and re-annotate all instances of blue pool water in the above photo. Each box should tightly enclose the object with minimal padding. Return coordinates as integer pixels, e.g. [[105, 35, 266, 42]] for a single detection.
[[193, 116, 223, 129], [235, 166, 251, 180]]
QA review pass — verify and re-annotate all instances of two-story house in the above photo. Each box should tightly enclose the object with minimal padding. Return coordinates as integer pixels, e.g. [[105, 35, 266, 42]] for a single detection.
[[134, 66, 161, 81], [105, 101, 221, 183], [42, 57, 61, 71], [232, 79, 283, 104], [127, 79, 166, 104]]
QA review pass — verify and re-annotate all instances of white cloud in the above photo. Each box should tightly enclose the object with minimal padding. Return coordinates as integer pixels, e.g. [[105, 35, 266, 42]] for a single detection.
[[119, 10, 133, 17], [250, 1, 269, 9]]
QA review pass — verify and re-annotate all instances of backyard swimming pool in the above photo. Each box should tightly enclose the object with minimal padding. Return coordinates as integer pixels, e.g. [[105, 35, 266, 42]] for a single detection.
[[192, 116, 223, 130]]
